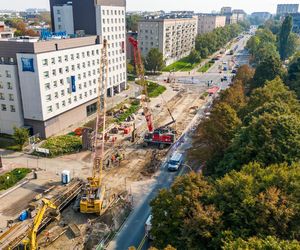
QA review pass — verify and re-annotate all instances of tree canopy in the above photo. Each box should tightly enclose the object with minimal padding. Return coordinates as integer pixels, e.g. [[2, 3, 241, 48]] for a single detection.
[[279, 15, 293, 60]]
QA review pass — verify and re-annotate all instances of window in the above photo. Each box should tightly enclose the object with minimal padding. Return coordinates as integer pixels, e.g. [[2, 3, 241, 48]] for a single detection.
[[61, 90, 65, 96], [1, 104, 6, 111], [71, 54, 74, 60], [45, 83, 50, 90], [79, 84, 82, 89], [7, 82, 12, 89], [43, 71, 49, 78], [47, 106, 52, 113], [68, 98, 71, 104], [86, 102, 97, 116], [87, 51, 90, 57], [56, 103, 59, 109], [0, 82, 3, 89], [79, 93, 82, 99], [46, 94, 51, 101], [59, 68, 63, 74], [76, 53, 80, 59], [58, 56, 62, 63], [64, 55, 68, 62], [77, 64, 81, 70], [10, 105, 15, 112], [65, 66, 69, 73], [53, 81, 58, 87], [51, 58, 55, 64], [52, 69, 56, 76], [74, 96, 77, 102], [71, 65, 75, 71], [82, 52, 85, 58], [5, 70, 11, 78], [42, 59, 48, 66], [62, 100, 66, 107], [0, 92, 4, 100], [54, 92, 58, 98], [78, 74, 81, 80]]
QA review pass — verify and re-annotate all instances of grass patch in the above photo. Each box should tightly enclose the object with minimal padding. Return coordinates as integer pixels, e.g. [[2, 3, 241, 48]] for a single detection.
[[0, 168, 31, 190], [200, 92, 209, 100], [198, 62, 214, 73], [147, 81, 167, 98], [115, 103, 140, 124], [163, 57, 199, 72], [40, 135, 82, 157]]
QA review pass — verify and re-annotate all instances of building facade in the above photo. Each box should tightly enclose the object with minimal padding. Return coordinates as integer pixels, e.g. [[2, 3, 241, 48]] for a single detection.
[[291, 13, 300, 33], [0, 22, 14, 39], [197, 14, 226, 34], [277, 4, 299, 16], [53, 2, 74, 34], [251, 12, 272, 23], [51, 0, 127, 97], [0, 36, 104, 138], [138, 17, 197, 65]]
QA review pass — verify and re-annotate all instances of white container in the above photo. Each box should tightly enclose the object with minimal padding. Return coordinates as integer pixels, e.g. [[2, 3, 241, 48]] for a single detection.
[[61, 170, 71, 184]]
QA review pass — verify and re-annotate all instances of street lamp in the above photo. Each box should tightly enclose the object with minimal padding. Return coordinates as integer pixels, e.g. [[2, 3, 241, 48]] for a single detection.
[[182, 163, 193, 172]]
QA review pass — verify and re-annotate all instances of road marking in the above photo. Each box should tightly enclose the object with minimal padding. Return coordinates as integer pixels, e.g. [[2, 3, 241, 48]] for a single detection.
[[137, 234, 147, 250]]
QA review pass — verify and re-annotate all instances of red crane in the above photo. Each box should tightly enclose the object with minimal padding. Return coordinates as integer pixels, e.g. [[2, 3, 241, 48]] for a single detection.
[[129, 36, 154, 133], [129, 37, 176, 148]]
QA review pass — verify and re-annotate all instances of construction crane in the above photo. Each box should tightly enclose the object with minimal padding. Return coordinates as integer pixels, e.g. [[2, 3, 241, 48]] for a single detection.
[[128, 37, 176, 148], [22, 198, 56, 250], [80, 39, 114, 215]]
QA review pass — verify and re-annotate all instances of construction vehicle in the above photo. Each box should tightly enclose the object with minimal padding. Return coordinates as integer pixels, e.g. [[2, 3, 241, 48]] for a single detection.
[[80, 39, 115, 215], [23, 198, 57, 250], [128, 37, 176, 148]]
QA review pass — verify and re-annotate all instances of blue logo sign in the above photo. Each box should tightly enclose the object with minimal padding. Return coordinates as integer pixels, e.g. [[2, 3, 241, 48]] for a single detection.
[[21, 58, 34, 72], [40, 28, 67, 40], [71, 76, 76, 92]]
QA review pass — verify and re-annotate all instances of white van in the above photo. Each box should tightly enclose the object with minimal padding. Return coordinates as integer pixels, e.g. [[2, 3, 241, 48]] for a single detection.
[[167, 152, 183, 171], [145, 214, 153, 240]]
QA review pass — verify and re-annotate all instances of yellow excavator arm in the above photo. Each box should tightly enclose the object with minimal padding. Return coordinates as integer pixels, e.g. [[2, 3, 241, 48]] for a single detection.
[[30, 198, 56, 250]]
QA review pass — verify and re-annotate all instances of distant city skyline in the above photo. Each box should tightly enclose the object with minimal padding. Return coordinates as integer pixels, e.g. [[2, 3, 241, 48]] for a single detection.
[[1, 0, 299, 14]]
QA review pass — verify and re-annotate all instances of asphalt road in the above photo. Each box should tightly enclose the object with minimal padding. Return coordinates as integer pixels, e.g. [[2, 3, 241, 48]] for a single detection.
[[106, 34, 251, 250]]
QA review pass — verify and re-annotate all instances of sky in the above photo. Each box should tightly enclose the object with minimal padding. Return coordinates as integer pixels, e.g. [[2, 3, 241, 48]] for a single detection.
[[2, 0, 299, 14]]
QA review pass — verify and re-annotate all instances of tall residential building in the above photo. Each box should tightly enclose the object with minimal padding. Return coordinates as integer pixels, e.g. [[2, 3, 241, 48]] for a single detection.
[[251, 12, 272, 22], [221, 7, 232, 15], [50, 0, 127, 97], [138, 16, 197, 65], [0, 36, 103, 137], [53, 2, 74, 34], [291, 13, 300, 33], [232, 9, 247, 22], [197, 14, 226, 34], [277, 4, 299, 16]]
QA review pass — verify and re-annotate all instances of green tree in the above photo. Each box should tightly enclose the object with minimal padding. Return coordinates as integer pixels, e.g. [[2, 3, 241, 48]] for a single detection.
[[150, 173, 222, 249], [187, 49, 201, 64], [223, 236, 300, 249], [127, 62, 135, 75], [252, 55, 284, 89], [126, 14, 141, 32], [279, 15, 293, 60], [217, 110, 300, 175], [12, 127, 29, 150], [144, 48, 165, 73], [286, 33, 300, 59], [287, 56, 300, 98]]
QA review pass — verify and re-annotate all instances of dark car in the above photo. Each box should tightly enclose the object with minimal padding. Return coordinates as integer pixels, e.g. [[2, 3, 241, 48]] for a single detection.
[[231, 69, 237, 74]]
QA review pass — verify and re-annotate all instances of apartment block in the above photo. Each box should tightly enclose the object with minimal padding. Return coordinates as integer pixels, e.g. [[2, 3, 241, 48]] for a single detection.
[[138, 17, 197, 65], [277, 4, 299, 16], [0, 36, 103, 138], [197, 14, 226, 34]]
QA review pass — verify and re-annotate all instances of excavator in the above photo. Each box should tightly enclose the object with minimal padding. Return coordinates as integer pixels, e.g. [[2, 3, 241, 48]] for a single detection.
[[129, 37, 176, 148], [22, 198, 56, 250], [80, 39, 115, 215]]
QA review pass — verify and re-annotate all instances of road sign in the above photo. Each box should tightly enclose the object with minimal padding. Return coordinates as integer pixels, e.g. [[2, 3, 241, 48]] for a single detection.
[[36, 148, 50, 154]]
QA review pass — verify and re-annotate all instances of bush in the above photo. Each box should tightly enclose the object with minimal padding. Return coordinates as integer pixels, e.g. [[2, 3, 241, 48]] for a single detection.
[[41, 135, 82, 157], [0, 168, 31, 190], [115, 103, 140, 123]]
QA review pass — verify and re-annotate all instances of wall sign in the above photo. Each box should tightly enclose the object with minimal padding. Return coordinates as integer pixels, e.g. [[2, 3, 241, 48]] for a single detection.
[[71, 75, 76, 92], [21, 58, 35, 72]]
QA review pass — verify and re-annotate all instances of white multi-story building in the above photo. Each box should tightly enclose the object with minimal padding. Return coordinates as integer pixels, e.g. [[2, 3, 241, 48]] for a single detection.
[[50, 0, 127, 97], [138, 16, 198, 65], [0, 36, 103, 138], [0, 63, 24, 134], [53, 2, 74, 34], [197, 14, 226, 34]]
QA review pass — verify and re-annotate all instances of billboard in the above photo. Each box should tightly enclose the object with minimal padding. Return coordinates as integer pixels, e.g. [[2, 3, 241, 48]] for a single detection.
[[21, 58, 35, 72]]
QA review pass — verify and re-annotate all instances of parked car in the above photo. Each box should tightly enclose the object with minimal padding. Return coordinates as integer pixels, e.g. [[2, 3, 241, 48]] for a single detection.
[[231, 69, 237, 74]]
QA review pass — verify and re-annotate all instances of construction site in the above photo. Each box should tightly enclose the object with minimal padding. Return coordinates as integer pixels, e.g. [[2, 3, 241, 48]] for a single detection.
[[0, 38, 214, 250]]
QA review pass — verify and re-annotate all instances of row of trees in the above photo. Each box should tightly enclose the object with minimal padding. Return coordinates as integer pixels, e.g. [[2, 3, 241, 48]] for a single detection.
[[150, 17, 300, 249], [247, 16, 299, 63], [195, 23, 249, 58]]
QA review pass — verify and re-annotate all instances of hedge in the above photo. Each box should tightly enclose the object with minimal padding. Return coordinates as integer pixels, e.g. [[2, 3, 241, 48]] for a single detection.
[[0, 168, 31, 190]]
